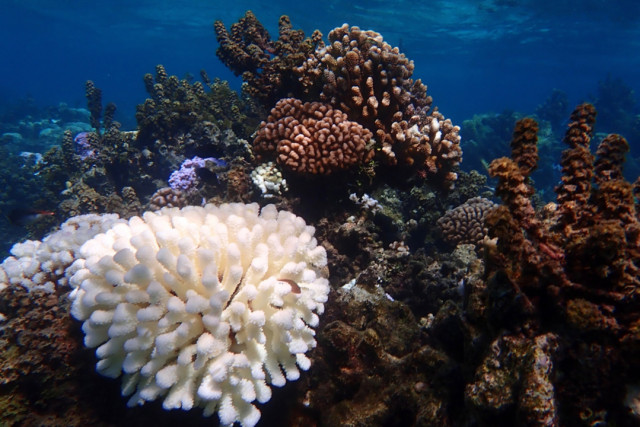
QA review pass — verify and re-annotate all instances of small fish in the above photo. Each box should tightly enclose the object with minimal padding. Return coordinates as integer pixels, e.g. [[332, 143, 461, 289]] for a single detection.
[[8, 208, 55, 226]]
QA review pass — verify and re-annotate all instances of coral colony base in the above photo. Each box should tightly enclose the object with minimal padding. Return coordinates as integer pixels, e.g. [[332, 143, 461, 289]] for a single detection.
[[1, 203, 330, 427]]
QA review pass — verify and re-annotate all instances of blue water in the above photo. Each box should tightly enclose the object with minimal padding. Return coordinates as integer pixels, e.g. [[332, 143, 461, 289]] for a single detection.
[[2, 0, 639, 126]]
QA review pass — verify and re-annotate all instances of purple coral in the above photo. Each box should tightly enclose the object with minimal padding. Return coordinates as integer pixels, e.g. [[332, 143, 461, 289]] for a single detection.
[[168, 156, 223, 192], [73, 132, 95, 160]]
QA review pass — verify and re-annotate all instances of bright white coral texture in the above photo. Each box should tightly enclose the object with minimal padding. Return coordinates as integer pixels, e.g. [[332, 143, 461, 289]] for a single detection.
[[68, 203, 329, 427], [0, 213, 123, 292]]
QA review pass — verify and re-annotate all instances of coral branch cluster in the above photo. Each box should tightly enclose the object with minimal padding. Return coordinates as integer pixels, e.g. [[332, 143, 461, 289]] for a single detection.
[[216, 12, 461, 187], [297, 23, 461, 182], [214, 12, 322, 106], [472, 103, 640, 422]]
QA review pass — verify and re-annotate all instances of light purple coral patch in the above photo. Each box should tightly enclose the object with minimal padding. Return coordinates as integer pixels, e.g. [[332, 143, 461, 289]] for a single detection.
[[168, 156, 222, 192], [74, 132, 95, 160]]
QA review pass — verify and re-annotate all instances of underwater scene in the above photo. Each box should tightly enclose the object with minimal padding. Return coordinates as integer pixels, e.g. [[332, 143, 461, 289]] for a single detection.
[[1, 0, 640, 425]]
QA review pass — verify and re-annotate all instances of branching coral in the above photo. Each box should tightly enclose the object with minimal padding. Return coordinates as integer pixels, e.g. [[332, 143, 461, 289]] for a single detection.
[[214, 11, 322, 107], [472, 103, 640, 422], [253, 98, 374, 175], [136, 65, 256, 145], [216, 12, 461, 187], [296, 24, 462, 185]]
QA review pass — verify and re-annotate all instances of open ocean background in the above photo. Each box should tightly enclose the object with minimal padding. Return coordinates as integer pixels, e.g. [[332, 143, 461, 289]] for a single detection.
[[1, 0, 639, 128]]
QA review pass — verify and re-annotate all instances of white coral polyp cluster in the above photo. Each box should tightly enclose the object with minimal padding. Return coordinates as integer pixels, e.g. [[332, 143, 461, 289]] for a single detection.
[[250, 161, 288, 198], [65, 203, 329, 427], [0, 213, 123, 293]]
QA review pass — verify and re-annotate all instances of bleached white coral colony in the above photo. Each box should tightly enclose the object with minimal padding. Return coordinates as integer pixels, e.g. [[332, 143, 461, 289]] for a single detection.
[[1, 203, 330, 427]]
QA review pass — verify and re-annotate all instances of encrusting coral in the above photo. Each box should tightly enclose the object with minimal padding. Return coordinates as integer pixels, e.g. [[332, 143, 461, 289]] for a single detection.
[[1, 203, 329, 427], [253, 98, 374, 174], [467, 103, 640, 423]]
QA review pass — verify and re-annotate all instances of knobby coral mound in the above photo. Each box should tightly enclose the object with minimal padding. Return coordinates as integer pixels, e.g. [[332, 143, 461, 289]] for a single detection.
[[253, 98, 374, 174], [437, 197, 497, 247], [1, 203, 330, 427], [297, 24, 429, 125]]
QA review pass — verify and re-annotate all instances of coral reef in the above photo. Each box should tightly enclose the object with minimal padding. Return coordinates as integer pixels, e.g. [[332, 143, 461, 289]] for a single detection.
[[216, 12, 462, 187], [469, 103, 640, 424], [12, 9, 640, 427], [253, 98, 374, 174]]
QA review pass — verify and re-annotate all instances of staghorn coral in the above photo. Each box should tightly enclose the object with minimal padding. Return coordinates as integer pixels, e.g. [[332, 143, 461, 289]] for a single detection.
[[253, 98, 374, 175], [470, 103, 640, 423], [437, 197, 497, 248], [214, 12, 322, 107]]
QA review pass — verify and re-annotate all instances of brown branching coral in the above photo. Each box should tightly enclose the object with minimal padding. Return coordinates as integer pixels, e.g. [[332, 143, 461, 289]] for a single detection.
[[297, 24, 430, 127], [296, 24, 462, 186], [217, 12, 461, 187], [85, 80, 116, 133], [254, 98, 374, 175], [214, 11, 322, 107], [555, 103, 597, 230], [510, 117, 539, 176], [136, 65, 255, 144], [473, 103, 640, 423]]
